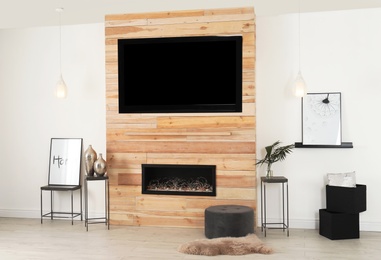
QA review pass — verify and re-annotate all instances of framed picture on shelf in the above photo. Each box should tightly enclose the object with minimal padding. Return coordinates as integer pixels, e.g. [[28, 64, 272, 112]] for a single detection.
[[302, 92, 342, 145], [48, 138, 83, 186]]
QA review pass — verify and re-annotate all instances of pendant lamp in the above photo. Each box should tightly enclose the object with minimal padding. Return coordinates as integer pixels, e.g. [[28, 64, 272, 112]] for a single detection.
[[294, 0, 307, 97], [55, 7, 67, 98]]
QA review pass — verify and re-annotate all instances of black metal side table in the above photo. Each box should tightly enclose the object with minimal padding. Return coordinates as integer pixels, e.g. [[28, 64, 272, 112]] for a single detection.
[[84, 176, 110, 231], [260, 176, 289, 237]]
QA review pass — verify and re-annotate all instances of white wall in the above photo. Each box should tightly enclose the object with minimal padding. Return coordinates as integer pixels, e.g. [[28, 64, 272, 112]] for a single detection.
[[1, 6, 381, 231], [256, 8, 381, 231], [0, 23, 107, 218]]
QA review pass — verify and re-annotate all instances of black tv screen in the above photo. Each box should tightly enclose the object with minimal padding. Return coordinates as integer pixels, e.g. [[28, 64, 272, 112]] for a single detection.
[[117, 35, 242, 113]]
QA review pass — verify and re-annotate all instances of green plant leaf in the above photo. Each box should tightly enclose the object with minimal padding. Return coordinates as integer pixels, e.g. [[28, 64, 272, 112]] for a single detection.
[[256, 140, 294, 167]]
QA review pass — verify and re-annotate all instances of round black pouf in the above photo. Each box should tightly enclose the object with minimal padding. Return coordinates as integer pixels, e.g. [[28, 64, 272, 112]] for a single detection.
[[204, 205, 254, 239]]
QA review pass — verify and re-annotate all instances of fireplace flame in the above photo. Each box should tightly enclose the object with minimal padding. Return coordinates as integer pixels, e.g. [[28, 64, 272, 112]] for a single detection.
[[147, 177, 213, 192]]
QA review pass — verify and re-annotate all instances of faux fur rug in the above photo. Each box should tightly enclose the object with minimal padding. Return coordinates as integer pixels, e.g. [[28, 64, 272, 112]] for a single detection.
[[178, 234, 273, 256]]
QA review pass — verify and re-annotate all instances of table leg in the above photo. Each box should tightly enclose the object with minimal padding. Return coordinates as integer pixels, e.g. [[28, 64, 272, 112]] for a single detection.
[[287, 181, 289, 236], [282, 183, 285, 232], [261, 179, 263, 232], [85, 179, 88, 231], [264, 182, 267, 237]]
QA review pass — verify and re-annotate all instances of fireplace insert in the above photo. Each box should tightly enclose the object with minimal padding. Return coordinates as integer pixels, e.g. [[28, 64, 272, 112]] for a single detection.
[[142, 164, 216, 196]]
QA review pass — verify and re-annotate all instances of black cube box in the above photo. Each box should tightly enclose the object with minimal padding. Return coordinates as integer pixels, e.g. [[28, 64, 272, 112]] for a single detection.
[[326, 184, 366, 214], [319, 209, 359, 240]]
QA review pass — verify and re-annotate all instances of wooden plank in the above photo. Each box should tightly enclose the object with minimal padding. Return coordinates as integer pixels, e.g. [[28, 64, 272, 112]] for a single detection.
[[107, 141, 255, 154], [109, 213, 134, 225], [108, 168, 143, 178], [243, 81, 255, 97], [106, 9, 206, 22], [107, 153, 147, 169], [133, 215, 204, 228], [110, 185, 141, 196], [217, 187, 256, 200], [157, 116, 254, 129], [107, 127, 233, 136], [131, 208, 205, 218], [105, 20, 254, 39], [203, 7, 254, 16], [108, 127, 232, 141], [110, 187, 142, 197], [185, 198, 256, 210], [136, 197, 187, 211], [106, 12, 254, 28], [118, 173, 141, 185], [105, 7, 254, 24], [217, 175, 256, 188], [217, 169, 256, 176]]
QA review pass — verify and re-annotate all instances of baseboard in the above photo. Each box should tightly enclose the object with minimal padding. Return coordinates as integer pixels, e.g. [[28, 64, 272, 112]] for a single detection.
[[257, 217, 318, 230], [360, 222, 381, 232], [0, 209, 40, 219], [2, 210, 380, 232], [258, 217, 381, 232], [0, 209, 104, 220]]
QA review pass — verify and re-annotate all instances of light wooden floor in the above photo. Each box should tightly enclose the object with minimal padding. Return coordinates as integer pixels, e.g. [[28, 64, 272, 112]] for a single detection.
[[1, 218, 380, 259]]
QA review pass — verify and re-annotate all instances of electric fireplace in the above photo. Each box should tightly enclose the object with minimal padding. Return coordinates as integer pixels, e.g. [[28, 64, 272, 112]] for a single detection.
[[142, 164, 216, 196]]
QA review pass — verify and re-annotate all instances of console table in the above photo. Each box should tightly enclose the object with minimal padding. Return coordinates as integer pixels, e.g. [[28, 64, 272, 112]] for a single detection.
[[260, 176, 289, 236], [84, 176, 110, 231]]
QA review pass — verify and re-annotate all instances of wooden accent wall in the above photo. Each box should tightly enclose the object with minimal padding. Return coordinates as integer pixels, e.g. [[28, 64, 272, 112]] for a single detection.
[[105, 7, 256, 228]]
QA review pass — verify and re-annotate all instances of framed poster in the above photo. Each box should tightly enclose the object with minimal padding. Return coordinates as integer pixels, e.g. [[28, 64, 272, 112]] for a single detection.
[[302, 92, 342, 145], [48, 138, 83, 185]]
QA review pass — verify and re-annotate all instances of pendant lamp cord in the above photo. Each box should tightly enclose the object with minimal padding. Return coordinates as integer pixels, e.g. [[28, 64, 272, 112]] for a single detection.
[[59, 10, 62, 74], [298, 0, 301, 72], [57, 8, 63, 75]]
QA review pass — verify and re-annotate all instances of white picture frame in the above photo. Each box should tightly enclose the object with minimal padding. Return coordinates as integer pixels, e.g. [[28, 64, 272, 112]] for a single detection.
[[48, 138, 83, 185], [302, 92, 342, 145]]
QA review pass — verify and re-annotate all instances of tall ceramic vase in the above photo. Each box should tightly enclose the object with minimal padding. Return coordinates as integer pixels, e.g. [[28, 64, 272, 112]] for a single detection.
[[84, 145, 97, 176], [94, 153, 107, 177]]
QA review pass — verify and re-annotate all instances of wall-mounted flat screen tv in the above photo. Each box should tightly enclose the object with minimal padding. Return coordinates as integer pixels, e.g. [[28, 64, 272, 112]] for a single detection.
[[117, 35, 242, 113]]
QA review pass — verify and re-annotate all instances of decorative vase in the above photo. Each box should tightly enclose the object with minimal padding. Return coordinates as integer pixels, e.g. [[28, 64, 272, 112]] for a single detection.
[[84, 145, 97, 176], [94, 153, 107, 177], [266, 164, 273, 178]]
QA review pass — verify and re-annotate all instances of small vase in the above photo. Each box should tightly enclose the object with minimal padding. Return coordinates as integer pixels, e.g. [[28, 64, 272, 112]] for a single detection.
[[94, 153, 107, 177], [84, 145, 97, 176], [266, 165, 273, 178]]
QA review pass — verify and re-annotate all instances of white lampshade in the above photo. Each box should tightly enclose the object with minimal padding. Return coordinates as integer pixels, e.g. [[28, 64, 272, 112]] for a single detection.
[[294, 71, 307, 97], [56, 74, 67, 98]]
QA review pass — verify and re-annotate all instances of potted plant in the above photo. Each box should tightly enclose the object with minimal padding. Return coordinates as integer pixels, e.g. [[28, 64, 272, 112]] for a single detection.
[[256, 141, 294, 178]]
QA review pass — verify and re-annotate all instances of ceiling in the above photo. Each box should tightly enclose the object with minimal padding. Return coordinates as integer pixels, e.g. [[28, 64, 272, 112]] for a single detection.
[[1, 0, 381, 29]]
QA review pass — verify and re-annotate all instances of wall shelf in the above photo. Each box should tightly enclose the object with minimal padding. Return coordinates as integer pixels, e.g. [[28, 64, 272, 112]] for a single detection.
[[294, 142, 353, 148]]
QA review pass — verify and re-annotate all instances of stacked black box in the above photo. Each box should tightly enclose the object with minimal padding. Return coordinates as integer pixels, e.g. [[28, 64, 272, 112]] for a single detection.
[[319, 184, 366, 240]]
